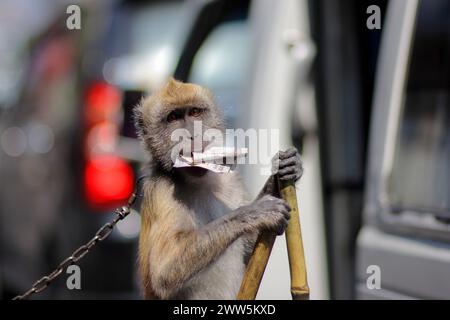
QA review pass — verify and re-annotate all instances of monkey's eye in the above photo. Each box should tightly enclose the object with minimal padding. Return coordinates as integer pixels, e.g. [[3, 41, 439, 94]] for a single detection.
[[167, 110, 183, 123], [188, 107, 203, 118]]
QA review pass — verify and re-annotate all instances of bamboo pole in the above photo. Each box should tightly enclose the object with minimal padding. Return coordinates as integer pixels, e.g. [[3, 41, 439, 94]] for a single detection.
[[237, 177, 309, 300], [280, 179, 309, 300], [236, 230, 276, 300]]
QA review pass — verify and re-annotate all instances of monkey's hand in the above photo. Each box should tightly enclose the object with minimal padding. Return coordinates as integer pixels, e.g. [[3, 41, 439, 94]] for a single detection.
[[238, 195, 291, 235], [258, 147, 303, 199], [273, 147, 303, 182]]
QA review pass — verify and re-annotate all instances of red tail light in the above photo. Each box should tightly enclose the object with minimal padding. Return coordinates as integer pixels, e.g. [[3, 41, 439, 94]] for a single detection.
[[83, 82, 134, 211], [85, 82, 121, 126], [84, 155, 134, 210]]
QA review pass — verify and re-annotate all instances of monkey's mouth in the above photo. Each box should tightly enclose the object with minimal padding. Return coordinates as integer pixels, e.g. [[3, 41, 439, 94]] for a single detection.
[[173, 152, 209, 177], [176, 140, 208, 158], [177, 140, 209, 159], [178, 149, 195, 158], [179, 166, 209, 177]]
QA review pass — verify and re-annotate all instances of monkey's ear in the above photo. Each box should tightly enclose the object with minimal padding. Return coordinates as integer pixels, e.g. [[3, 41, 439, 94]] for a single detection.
[[166, 77, 182, 91], [133, 104, 146, 138], [167, 76, 182, 85]]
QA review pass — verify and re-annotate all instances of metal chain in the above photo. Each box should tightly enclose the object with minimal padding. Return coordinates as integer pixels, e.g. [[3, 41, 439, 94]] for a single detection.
[[12, 175, 148, 300]]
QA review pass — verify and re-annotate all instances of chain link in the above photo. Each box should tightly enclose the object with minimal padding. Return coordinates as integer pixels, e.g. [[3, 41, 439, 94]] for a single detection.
[[12, 175, 148, 300]]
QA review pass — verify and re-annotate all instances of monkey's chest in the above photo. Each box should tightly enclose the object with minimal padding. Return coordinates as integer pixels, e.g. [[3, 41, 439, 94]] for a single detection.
[[179, 188, 247, 299], [177, 238, 246, 300], [188, 193, 235, 225]]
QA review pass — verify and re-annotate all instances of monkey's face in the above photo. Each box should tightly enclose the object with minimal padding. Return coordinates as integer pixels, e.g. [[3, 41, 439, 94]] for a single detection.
[[135, 78, 225, 172]]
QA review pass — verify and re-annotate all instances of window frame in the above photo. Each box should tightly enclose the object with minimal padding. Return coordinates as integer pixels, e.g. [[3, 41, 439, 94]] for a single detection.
[[364, 0, 450, 242]]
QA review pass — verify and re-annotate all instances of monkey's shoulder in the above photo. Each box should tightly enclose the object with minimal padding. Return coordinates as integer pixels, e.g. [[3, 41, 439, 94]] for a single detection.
[[143, 175, 174, 195], [140, 176, 181, 218]]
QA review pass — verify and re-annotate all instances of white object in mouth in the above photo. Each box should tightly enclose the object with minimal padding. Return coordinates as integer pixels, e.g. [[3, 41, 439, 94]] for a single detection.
[[192, 146, 248, 163], [173, 147, 248, 173]]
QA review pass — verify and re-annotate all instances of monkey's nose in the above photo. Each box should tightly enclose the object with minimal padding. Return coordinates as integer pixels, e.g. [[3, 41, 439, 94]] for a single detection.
[[191, 140, 211, 154]]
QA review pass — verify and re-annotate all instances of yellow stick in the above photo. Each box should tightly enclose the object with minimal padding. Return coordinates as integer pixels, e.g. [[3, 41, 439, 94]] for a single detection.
[[280, 179, 309, 300], [236, 230, 276, 300], [237, 177, 309, 300]]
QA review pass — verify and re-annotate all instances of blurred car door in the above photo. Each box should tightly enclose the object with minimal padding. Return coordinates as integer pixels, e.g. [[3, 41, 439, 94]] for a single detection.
[[356, 0, 450, 299]]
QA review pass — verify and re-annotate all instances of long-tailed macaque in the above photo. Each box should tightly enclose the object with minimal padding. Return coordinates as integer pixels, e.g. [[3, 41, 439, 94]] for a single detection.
[[134, 78, 303, 299]]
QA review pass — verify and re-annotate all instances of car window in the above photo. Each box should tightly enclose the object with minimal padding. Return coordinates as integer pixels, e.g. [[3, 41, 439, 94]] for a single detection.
[[388, 0, 449, 216], [188, 21, 250, 128], [103, 1, 189, 90]]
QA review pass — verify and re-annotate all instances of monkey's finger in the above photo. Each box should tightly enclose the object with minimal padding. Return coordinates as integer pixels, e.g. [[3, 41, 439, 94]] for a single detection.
[[276, 219, 289, 235], [275, 199, 291, 212], [279, 147, 298, 160], [279, 173, 301, 181], [275, 204, 291, 219], [279, 155, 301, 169], [278, 166, 298, 177], [282, 208, 291, 220], [272, 151, 281, 159]]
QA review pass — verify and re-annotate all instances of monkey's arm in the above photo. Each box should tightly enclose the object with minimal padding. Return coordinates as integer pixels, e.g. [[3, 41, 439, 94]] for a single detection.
[[258, 175, 280, 199], [244, 148, 303, 263]]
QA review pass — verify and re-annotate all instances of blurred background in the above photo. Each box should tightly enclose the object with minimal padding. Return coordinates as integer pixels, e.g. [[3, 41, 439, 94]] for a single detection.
[[0, 0, 448, 300]]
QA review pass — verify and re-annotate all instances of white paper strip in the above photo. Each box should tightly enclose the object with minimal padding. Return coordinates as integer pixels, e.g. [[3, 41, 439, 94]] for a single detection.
[[173, 147, 248, 173]]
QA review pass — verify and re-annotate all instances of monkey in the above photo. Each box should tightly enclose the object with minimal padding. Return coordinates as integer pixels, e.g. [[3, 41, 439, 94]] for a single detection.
[[134, 78, 303, 300]]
